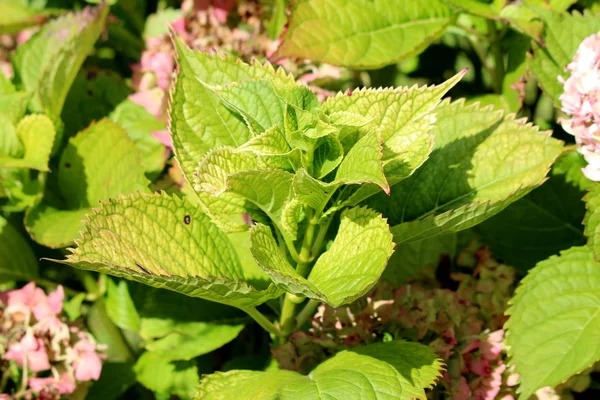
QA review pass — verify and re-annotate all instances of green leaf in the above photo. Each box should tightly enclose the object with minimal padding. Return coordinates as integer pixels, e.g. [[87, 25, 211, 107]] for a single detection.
[[196, 340, 441, 400], [335, 130, 389, 193], [0, 1, 59, 34], [13, 4, 109, 117], [529, 10, 600, 107], [56, 192, 282, 309], [25, 206, 90, 249], [0, 115, 23, 159], [143, 8, 181, 39], [59, 119, 150, 209], [0, 215, 38, 281], [312, 135, 343, 179], [372, 100, 563, 243], [109, 99, 166, 176], [193, 147, 260, 195], [505, 246, 600, 399], [324, 71, 465, 204], [264, 0, 288, 39], [87, 363, 137, 400], [135, 352, 198, 399], [0, 91, 32, 124], [105, 278, 141, 332], [170, 37, 295, 182], [477, 150, 589, 271], [237, 126, 291, 156], [584, 183, 600, 262], [293, 168, 339, 212], [251, 207, 394, 307], [277, 0, 454, 69], [0, 114, 55, 171]]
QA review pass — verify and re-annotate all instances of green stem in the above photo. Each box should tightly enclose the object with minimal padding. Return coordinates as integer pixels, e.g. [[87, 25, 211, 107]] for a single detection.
[[295, 299, 319, 331], [488, 20, 505, 94], [244, 307, 281, 337]]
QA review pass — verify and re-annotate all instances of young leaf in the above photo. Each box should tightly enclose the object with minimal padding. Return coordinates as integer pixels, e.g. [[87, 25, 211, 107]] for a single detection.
[[0, 215, 38, 281], [0, 90, 32, 124], [237, 126, 291, 156], [0, 114, 56, 171], [324, 71, 465, 204], [277, 0, 454, 69], [250, 207, 394, 307], [529, 10, 600, 106], [56, 192, 282, 309], [335, 129, 389, 193], [477, 150, 589, 271], [373, 100, 563, 243], [13, 4, 109, 117], [170, 37, 294, 182], [193, 147, 259, 195], [505, 246, 600, 399], [25, 207, 90, 250], [293, 168, 339, 212], [196, 340, 441, 399]]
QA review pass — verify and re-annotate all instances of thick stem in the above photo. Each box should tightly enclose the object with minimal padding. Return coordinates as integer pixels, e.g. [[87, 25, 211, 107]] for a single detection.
[[244, 307, 281, 337], [295, 299, 320, 331], [488, 20, 505, 94]]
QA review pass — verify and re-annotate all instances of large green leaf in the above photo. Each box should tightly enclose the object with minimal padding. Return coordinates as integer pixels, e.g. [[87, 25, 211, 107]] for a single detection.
[[56, 192, 282, 309], [134, 351, 198, 399], [323, 71, 464, 204], [106, 280, 245, 361], [0, 114, 55, 171], [477, 150, 589, 271], [372, 100, 563, 243], [505, 246, 600, 399], [277, 0, 454, 69], [25, 119, 150, 248], [0, 215, 38, 281], [250, 207, 394, 306], [196, 340, 442, 400], [529, 10, 600, 107], [13, 4, 109, 117]]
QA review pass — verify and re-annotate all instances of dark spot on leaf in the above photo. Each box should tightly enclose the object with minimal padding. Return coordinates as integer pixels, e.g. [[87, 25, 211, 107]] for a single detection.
[[135, 262, 151, 274], [86, 89, 93, 96], [184, 215, 191, 225], [86, 70, 97, 80], [64, 162, 71, 168]]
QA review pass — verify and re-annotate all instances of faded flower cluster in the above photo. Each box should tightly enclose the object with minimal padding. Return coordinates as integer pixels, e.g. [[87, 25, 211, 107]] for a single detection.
[[0, 283, 105, 399], [559, 33, 600, 181]]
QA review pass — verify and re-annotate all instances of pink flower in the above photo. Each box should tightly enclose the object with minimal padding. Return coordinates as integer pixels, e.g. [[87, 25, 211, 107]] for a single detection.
[[4, 331, 51, 372], [140, 51, 174, 90], [559, 33, 600, 181], [480, 330, 504, 360], [69, 336, 103, 381], [129, 88, 166, 118], [152, 130, 174, 151], [29, 373, 76, 395]]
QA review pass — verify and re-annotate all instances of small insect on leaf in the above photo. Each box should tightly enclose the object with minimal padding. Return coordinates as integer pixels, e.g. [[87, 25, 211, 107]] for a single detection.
[[183, 215, 191, 225]]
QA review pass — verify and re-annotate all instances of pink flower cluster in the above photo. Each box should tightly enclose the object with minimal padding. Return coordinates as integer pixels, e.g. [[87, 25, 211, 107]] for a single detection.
[[1, 283, 105, 399], [559, 33, 600, 181], [273, 244, 520, 399]]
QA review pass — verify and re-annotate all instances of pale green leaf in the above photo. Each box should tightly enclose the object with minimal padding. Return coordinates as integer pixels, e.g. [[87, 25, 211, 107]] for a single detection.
[[312, 135, 343, 179], [584, 183, 600, 262], [105, 278, 141, 333], [505, 246, 600, 399], [58, 119, 150, 209], [0, 215, 38, 281], [193, 147, 259, 195], [335, 130, 389, 193], [478, 150, 589, 271], [196, 340, 442, 400], [529, 10, 600, 107], [0, 1, 59, 34], [324, 71, 465, 204], [0, 115, 22, 158], [250, 207, 394, 307], [293, 168, 339, 212], [135, 352, 198, 399], [25, 206, 89, 249], [0, 91, 32, 124], [373, 99, 563, 243], [13, 4, 109, 117], [278, 0, 454, 69], [237, 126, 291, 155], [170, 37, 294, 182], [56, 192, 282, 309], [0, 114, 55, 171]]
